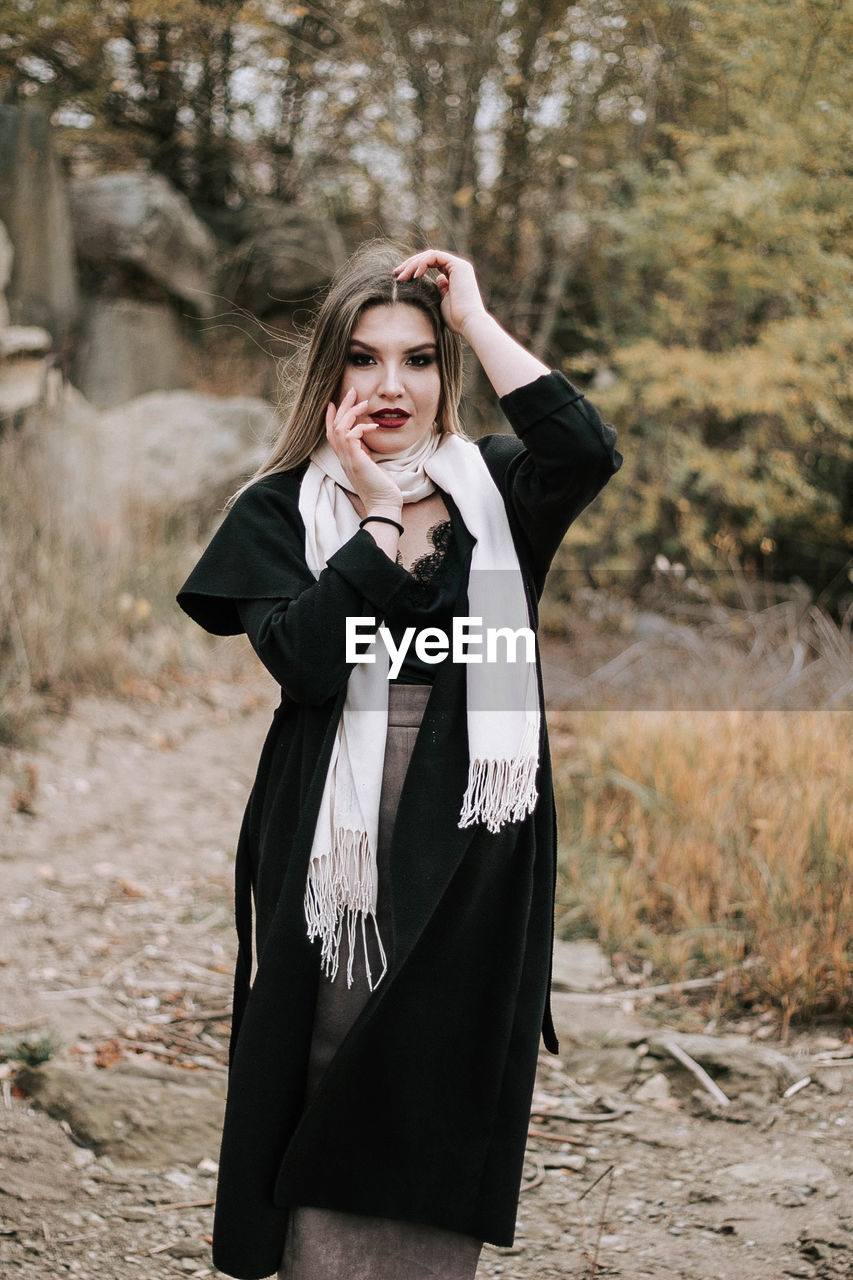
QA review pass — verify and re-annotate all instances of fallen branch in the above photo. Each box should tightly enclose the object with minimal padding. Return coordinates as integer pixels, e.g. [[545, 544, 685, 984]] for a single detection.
[[0, 1016, 52, 1033], [590, 1165, 615, 1278], [39, 986, 107, 1000], [149, 1008, 232, 1026], [660, 1037, 730, 1106], [520, 1152, 545, 1193], [135, 1198, 215, 1212], [531, 1102, 627, 1125], [527, 1128, 586, 1147], [560, 1106, 629, 1123], [551, 973, 725, 1001], [782, 1076, 812, 1099], [577, 1163, 615, 1204]]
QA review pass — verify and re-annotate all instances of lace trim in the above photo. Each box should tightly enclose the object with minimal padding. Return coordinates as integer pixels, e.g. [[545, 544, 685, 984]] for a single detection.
[[396, 519, 453, 584]]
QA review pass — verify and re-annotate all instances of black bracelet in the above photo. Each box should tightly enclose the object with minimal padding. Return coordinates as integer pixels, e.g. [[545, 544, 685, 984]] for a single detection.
[[359, 515, 404, 535]]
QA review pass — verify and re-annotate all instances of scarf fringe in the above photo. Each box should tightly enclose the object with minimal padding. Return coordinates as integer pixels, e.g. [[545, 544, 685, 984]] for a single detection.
[[304, 829, 388, 990], [458, 721, 540, 834]]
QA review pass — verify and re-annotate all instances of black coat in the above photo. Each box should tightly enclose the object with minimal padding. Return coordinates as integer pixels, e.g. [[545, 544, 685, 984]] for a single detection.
[[177, 371, 622, 1280]]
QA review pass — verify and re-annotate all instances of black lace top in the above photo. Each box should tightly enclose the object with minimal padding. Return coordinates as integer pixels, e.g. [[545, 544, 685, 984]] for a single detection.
[[396, 519, 453, 584], [386, 517, 462, 685]]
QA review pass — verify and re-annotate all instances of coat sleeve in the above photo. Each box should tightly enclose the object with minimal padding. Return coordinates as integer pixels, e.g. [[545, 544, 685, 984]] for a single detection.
[[176, 474, 413, 704], [483, 370, 622, 595]]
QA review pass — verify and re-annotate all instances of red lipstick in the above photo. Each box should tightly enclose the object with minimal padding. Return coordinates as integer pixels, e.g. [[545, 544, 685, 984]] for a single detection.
[[370, 410, 411, 428]]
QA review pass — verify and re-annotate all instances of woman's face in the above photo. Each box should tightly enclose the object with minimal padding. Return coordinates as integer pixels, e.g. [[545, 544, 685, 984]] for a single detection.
[[338, 303, 442, 455]]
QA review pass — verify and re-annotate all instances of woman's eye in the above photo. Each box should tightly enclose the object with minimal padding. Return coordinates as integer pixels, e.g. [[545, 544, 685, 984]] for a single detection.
[[348, 352, 375, 366], [407, 354, 434, 368]]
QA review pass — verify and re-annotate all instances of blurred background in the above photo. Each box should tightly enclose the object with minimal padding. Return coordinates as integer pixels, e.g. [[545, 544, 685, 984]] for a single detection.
[[0, 1, 851, 1026]]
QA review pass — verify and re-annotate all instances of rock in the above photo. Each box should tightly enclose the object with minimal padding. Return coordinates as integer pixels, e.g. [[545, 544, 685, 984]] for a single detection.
[[0, 1165, 70, 1203], [712, 1156, 837, 1197], [0, 326, 51, 357], [68, 172, 218, 315], [15, 1060, 226, 1166], [37, 384, 275, 533], [219, 200, 344, 313], [634, 1071, 678, 1108], [0, 354, 53, 421], [167, 1239, 207, 1258], [813, 1068, 845, 1094], [551, 939, 613, 993], [0, 105, 79, 344], [90, 389, 276, 513], [72, 298, 186, 408], [543, 1153, 586, 1171]]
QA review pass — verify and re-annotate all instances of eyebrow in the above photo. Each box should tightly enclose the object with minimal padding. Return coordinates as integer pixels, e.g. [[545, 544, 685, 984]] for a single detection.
[[349, 339, 437, 354]]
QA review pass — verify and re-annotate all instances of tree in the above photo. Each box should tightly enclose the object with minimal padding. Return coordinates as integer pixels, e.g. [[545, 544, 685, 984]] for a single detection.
[[567, 0, 852, 601]]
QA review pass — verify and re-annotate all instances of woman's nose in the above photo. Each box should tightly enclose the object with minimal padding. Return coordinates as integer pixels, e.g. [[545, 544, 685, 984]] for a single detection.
[[377, 362, 404, 396]]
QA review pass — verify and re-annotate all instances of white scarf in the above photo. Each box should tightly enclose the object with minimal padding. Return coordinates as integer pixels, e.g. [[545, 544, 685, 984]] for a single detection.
[[298, 427, 540, 988]]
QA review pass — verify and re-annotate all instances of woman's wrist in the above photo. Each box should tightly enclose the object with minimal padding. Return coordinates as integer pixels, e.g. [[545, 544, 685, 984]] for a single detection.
[[364, 502, 404, 522], [458, 308, 499, 350], [460, 310, 551, 398], [360, 511, 402, 563]]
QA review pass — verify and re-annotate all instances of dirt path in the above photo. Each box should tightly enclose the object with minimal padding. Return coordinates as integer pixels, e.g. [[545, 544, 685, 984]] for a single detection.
[[1, 673, 851, 1279]]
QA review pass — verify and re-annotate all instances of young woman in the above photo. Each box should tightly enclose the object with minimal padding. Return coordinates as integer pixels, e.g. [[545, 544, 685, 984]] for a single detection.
[[178, 243, 622, 1280]]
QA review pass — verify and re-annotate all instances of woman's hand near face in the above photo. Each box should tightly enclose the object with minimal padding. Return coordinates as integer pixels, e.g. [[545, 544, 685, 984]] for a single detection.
[[394, 249, 488, 340], [325, 388, 404, 516], [396, 247, 551, 398]]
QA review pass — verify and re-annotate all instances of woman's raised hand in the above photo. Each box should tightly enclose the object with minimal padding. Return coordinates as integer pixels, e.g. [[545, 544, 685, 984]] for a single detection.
[[397, 247, 551, 398], [394, 249, 488, 339], [325, 388, 404, 514]]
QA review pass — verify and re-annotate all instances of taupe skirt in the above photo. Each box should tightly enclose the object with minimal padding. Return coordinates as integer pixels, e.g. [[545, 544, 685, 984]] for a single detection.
[[278, 682, 483, 1280]]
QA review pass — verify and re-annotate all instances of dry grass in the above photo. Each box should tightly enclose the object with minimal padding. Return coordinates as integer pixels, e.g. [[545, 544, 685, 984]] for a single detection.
[[539, 569, 853, 711], [551, 707, 853, 1032]]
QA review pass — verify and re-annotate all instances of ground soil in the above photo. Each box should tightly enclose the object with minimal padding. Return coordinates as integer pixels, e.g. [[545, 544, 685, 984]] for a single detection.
[[1, 655, 851, 1280]]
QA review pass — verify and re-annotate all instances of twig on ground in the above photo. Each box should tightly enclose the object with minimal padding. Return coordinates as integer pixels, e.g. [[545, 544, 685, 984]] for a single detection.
[[149, 1008, 232, 1026], [0, 1015, 52, 1033], [660, 1037, 730, 1106], [39, 986, 107, 1000], [577, 1164, 616, 1204], [141, 1198, 215, 1211], [551, 973, 725, 1001], [562, 1106, 629, 1123], [527, 1127, 586, 1147], [590, 1165, 615, 1278], [577, 1165, 616, 1279], [531, 1102, 628, 1124], [782, 1076, 812, 1098], [520, 1152, 545, 1193]]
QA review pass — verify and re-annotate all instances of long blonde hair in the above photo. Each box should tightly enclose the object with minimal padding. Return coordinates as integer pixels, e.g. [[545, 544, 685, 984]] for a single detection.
[[232, 241, 467, 503]]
